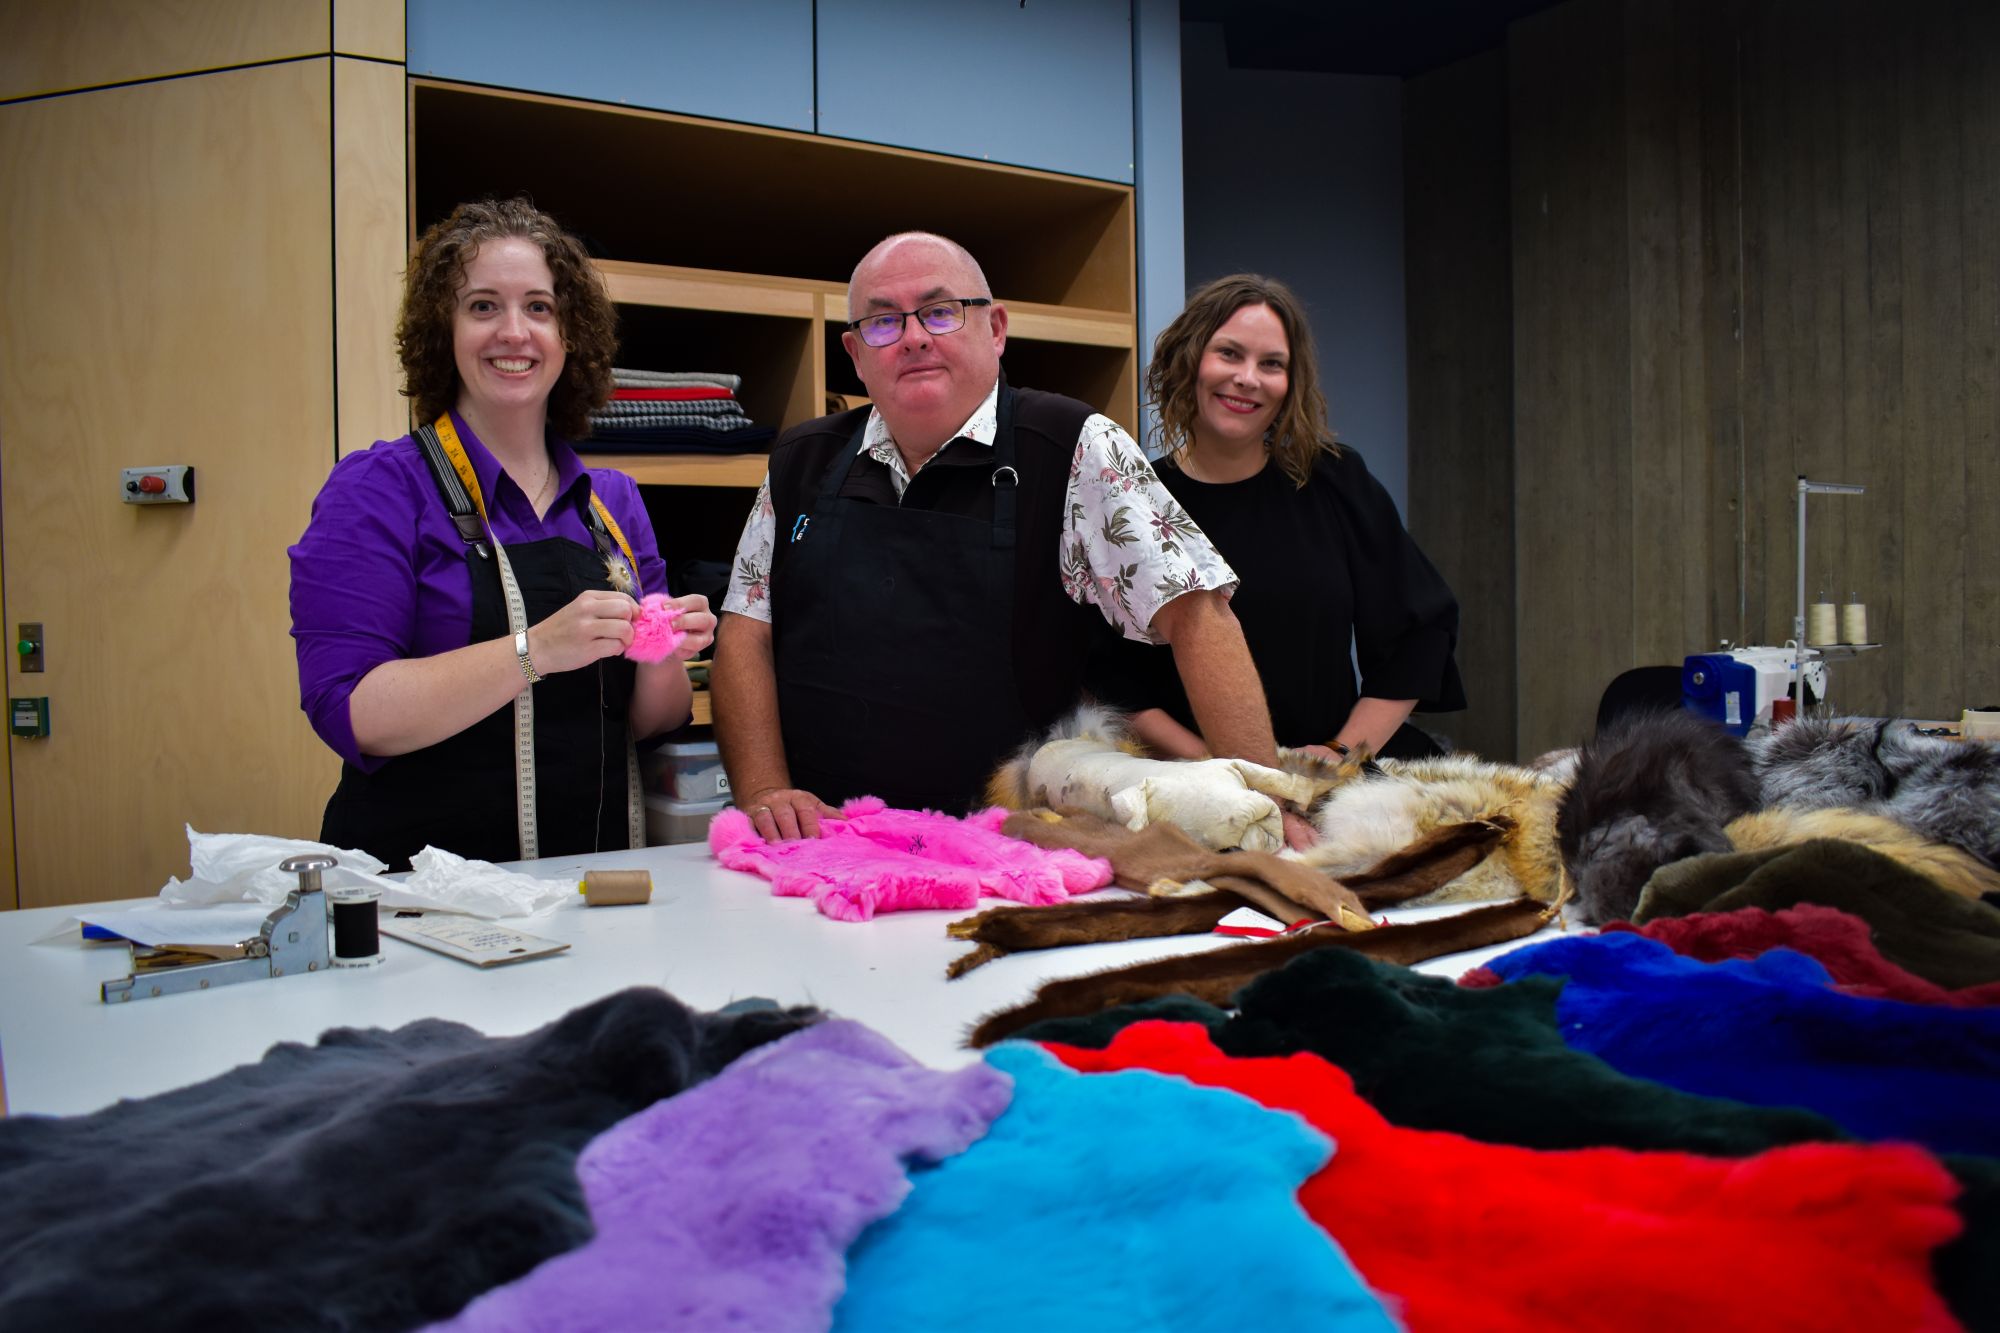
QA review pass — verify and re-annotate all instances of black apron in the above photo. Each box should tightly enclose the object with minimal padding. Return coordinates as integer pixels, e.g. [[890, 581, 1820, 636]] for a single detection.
[[321, 486, 637, 871], [773, 387, 1029, 813]]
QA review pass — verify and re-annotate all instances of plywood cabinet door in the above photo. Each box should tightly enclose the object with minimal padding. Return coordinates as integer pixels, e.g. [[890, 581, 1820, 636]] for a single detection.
[[0, 63, 340, 906]]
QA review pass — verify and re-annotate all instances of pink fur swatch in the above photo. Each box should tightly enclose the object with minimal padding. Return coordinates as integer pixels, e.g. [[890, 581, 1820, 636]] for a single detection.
[[624, 595, 685, 662], [709, 796, 1114, 922]]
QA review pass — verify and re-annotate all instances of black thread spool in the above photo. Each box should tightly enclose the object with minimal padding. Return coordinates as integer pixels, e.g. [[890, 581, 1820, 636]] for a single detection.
[[329, 885, 384, 967]]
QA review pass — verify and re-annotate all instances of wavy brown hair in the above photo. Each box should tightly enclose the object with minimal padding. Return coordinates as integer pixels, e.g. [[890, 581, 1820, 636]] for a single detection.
[[396, 198, 617, 441], [1145, 274, 1337, 488]]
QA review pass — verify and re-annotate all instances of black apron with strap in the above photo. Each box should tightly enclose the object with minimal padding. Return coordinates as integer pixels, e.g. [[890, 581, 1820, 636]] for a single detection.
[[773, 385, 1029, 813], [320, 475, 638, 872]]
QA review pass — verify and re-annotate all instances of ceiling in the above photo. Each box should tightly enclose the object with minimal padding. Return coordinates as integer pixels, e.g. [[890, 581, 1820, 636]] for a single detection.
[[1181, 0, 1565, 77]]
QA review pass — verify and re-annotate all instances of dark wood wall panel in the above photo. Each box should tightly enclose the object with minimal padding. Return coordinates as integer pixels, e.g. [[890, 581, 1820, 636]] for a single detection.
[[1510, 0, 1636, 757], [1404, 50, 1516, 761], [1405, 0, 1996, 756], [1965, 1, 2000, 713]]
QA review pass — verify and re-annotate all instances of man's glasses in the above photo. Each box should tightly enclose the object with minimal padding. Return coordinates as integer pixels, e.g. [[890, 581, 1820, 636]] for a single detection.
[[845, 297, 993, 348]]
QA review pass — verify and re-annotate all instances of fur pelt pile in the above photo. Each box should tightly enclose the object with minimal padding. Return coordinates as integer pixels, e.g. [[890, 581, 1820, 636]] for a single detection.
[[1560, 713, 2000, 925], [990, 706, 1568, 907], [1753, 716, 2000, 867]]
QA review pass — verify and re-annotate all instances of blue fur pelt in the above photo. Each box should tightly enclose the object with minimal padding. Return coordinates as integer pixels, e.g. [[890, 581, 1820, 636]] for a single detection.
[[1754, 717, 2000, 869], [1557, 710, 1762, 926], [0, 988, 819, 1332], [1486, 931, 2000, 1156]]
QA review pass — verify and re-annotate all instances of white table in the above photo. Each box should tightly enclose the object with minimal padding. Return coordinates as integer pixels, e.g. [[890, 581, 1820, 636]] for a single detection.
[[0, 842, 1549, 1117]]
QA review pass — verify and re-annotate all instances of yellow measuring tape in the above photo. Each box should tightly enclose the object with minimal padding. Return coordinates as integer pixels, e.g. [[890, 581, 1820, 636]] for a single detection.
[[431, 414, 646, 856]]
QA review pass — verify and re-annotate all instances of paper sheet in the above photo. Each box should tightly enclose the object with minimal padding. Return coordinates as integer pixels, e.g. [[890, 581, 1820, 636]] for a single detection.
[[76, 904, 283, 948]]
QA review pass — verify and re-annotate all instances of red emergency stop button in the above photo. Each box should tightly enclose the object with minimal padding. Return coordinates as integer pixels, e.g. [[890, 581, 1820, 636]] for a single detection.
[[137, 474, 167, 494]]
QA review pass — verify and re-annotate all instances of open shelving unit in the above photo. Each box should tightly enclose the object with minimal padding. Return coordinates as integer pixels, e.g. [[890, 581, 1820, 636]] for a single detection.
[[409, 78, 1140, 497]]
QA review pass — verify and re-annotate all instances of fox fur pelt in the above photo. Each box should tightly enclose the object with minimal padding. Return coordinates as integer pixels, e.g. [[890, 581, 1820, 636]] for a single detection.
[[986, 704, 1317, 852], [1753, 716, 2000, 868], [1291, 754, 1568, 906], [1724, 807, 2000, 901], [991, 705, 1568, 907], [1557, 710, 1763, 927]]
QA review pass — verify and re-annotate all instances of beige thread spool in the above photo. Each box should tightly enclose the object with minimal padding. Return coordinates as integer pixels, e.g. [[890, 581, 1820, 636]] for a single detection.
[[581, 869, 654, 907], [1841, 597, 1868, 645], [1807, 595, 1839, 647]]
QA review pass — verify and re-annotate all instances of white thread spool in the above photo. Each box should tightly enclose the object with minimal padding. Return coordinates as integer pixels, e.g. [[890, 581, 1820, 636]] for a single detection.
[[1807, 599, 1839, 647], [1841, 599, 1868, 645]]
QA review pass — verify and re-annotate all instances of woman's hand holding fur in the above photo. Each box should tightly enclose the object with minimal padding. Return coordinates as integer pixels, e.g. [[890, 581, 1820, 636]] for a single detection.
[[743, 786, 840, 842], [662, 594, 715, 661], [527, 589, 635, 676]]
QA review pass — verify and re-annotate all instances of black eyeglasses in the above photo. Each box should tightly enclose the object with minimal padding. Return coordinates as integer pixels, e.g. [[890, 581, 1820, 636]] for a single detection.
[[845, 297, 992, 348]]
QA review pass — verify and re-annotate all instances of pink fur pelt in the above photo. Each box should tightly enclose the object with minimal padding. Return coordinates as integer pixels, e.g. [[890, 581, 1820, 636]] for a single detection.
[[709, 796, 1114, 922], [624, 595, 685, 662]]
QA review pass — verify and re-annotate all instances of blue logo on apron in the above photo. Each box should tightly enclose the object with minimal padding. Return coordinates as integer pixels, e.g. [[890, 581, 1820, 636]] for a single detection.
[[791, 513, 811, 543]]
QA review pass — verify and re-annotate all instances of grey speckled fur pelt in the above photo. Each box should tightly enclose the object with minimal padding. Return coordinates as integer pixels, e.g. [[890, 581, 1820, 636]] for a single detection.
[[0, 987, 820, 1333], [1557, 711, 1763, 927], [1754, 718, 2000, 869]]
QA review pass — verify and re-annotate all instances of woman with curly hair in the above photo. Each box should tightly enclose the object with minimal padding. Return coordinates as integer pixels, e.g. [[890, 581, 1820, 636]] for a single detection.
[[1106, 274, 1464, 763], [289, 197, 713, 868]]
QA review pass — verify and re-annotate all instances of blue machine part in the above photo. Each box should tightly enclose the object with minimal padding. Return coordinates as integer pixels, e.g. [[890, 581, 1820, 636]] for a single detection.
[[1682, 654, 1758, 736]]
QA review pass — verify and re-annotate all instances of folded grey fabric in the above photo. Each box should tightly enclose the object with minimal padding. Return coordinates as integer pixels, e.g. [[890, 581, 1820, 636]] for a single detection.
[[0, 988, 820, 1332], [611, 369, 741, 390]]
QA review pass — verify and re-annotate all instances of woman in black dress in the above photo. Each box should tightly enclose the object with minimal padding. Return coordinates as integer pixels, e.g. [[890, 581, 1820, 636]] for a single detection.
[[1108, 274, 1464, 763]]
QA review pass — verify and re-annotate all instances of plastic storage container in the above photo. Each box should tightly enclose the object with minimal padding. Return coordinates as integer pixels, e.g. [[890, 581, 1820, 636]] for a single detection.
[[642, 737, 730, 801], [645, 792, 730, 846]]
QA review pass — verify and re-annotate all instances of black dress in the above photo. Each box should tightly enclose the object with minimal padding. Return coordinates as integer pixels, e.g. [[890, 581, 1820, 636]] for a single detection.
[[1094, 445, 1465, 754]]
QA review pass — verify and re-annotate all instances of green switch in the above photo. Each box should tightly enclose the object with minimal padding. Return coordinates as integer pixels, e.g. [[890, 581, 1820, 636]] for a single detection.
[[10, 696, 49, 738]]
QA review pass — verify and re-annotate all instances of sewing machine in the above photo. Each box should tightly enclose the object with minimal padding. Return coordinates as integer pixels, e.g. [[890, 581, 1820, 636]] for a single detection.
[[100, 855, 337, 1003], [1682, 646, 1829, 736]]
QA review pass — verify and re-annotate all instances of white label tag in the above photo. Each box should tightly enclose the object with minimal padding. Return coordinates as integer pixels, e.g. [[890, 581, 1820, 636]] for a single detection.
[[1725, 691, 1742, 725]]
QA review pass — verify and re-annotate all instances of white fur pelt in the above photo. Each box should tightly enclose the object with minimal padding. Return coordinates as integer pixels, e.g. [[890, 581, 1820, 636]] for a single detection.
[[988, 705, 1317, 853], [1291, 755, 1569, 906]]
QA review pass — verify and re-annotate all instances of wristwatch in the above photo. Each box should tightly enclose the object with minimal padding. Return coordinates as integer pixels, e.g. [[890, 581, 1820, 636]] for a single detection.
[[515, 630, 542, 684]]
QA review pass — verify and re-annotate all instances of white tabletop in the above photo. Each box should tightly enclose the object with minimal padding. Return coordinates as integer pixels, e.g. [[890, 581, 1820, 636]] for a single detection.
[[0, 842, 1550, 1117]]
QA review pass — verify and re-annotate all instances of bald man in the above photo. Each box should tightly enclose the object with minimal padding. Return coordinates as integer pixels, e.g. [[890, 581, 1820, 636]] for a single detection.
[[713, 232, 1297, 843]]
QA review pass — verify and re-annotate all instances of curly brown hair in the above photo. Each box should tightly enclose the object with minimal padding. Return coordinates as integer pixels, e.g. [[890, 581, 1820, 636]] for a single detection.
[[396, 198, 617, 441], [1145, 273, 1337, 488]]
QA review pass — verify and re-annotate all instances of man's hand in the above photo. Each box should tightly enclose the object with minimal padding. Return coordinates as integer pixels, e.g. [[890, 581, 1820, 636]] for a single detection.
[[742, 786, 840, 842]]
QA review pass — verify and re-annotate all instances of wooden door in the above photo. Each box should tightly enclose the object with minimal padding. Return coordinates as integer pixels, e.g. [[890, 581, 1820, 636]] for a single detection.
[[0, 62, 340, 906]]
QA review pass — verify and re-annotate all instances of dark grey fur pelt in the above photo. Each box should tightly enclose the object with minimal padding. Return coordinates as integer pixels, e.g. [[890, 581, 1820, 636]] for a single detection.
[[1753, 717, 2000, 869], [1557, 710, 1763, 926]]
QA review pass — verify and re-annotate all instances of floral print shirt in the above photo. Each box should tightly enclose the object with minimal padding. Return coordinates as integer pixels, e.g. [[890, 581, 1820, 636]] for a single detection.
[[722, 383, 1235, 643]]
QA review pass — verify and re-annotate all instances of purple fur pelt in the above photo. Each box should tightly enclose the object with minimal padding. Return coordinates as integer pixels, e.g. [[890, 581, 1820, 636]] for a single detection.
[[432, 1020, 1012, 1333], [1754, 717, 2000, 868], [1558, 710, 1762, 926], [0, 989, 819, 1332]]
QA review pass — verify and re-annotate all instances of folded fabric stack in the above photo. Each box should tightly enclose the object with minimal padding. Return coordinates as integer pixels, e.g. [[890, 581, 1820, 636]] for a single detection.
[[582, 369, 776, 454]]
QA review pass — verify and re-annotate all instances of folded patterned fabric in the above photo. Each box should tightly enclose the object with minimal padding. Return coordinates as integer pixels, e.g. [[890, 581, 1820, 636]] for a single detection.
[[1634, 838, 2000, 988], [710, 797, 1112, 922], [832, 1042, 1397, 1332], [592, 399, 752, 420], [432, 1020, 1011, 1333], [1482, 931, 2000, 1155], [0, 989, 821, 1332], [1049, 1022, 1964, 1333], [1605, 904, 2000, 1005], [1015, 953, 2000, 1331], [611, 368, 741, 390]]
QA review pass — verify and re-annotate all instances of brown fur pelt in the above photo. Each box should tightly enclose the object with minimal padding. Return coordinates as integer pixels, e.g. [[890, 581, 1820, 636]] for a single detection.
[[1726, 808, 2000, 902], [945, 818, 1516, 978], [1290, 756, 1567, 906], [967, 898, 1554, 1047]]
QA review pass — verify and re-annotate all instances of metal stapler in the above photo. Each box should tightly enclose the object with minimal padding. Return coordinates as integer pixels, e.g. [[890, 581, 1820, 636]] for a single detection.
[[101, 854, 338, 1003]]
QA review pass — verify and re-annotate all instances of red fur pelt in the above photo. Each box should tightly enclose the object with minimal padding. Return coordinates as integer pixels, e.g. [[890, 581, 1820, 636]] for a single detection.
[[1049, 1021, 1964, 1333]]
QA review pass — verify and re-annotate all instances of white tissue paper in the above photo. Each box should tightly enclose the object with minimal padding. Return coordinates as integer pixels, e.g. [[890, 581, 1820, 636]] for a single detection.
[[159, 827, 571, 919]]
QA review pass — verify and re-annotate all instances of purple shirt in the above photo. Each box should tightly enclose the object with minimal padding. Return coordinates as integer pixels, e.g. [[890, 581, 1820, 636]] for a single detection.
[[288, 410, 668, 772]]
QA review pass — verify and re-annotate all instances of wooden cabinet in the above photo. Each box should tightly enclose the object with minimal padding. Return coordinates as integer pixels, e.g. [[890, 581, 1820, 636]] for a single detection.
[[410, 78, 1139, 480]]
